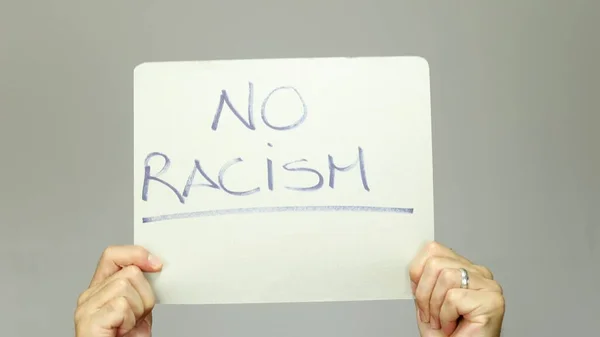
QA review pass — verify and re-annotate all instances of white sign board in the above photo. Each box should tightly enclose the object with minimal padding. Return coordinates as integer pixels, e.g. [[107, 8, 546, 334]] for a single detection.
[[133, 56, 434, 304]]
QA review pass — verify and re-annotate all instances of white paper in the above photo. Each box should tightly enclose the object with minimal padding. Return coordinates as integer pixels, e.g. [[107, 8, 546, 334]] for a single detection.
[[133, 56, 434, 304]]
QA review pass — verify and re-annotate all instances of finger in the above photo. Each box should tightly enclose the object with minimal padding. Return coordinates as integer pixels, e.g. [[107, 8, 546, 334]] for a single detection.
[[413, 300, 445, 337], [79, 265, 156, 315], [439, 289, 505, 336], [90, 245, 162, 287], [429, 268, 502, 331], [122, 266, 156, 317], [413, 256, 482, 324], [93, 296, 137, 337], [82, 277, 146, 322], [123, 318, 152, 337], [409, 241, 472, 285]]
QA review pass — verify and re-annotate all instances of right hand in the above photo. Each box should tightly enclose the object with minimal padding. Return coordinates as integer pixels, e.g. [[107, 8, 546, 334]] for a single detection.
[[74, 245, 163, 337]]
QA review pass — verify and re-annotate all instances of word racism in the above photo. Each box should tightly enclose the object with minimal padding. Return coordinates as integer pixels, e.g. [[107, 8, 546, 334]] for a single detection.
[[141, 82, 371, 204]]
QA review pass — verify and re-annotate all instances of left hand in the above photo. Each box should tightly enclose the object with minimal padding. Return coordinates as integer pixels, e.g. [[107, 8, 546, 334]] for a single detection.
[[409, 242, 505, 337]]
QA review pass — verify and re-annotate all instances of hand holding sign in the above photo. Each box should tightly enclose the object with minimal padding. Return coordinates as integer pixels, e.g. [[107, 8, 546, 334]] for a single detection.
[[74, 246, 162, 337], [133, 56, 434, 304], [409, 242, 505, 336], [74, 243, 505, 337]]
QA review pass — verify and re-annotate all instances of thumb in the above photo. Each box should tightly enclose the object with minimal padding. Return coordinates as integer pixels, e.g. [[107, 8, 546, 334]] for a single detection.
[[90, 246, 162, 287]]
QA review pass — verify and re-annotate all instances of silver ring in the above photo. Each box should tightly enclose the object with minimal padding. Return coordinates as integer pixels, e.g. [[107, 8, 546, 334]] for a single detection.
[[459, 268, 469, 289]]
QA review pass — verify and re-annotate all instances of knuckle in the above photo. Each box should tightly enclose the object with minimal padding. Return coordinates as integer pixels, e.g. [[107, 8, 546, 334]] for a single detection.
[[476, 265, 494, 279], [146, 297, 157, 313], [131, 245, 149, 259], [113, 277, 132, 291], [76, 291, 88, 306], [145, 293, 157, 309], [102, 245, 117, 256], [408, 262, 420, 282], [425, 241, 442, 255], [123, 265, 144, 278], [100, 245, 118, 262], [408, 270, 419, 283], [112, 296, 130, 312], [101, 245, 148, 263], [491, 292, 506, 311], [74, 305, 86, 322], [490, 280, 503, 294], [483, 267, 494, 279], [414, 290, 429, 310], [425, 256, 443, 273], [439, 268, 455, 286], [478, 314, 493, 326], [446, 288, 466, 304], [146, 286, 157, 304]]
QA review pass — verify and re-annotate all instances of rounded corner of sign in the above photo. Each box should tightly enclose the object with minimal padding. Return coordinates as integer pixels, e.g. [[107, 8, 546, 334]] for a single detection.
[[133, 62, 150, 76], [413, 56, 430, 69]]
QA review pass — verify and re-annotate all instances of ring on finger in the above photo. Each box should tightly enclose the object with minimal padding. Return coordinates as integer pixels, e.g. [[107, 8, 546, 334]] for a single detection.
[[459, 268, 469, 289]]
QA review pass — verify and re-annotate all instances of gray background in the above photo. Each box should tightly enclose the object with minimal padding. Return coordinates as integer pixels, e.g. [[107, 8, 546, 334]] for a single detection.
[[1, 0, 598, 336]]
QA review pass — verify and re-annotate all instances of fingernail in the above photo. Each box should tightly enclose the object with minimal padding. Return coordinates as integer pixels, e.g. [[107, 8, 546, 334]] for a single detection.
[[148, 254, 162, 268], [430, 318, 440, 330], [419, 309, 427, 323]]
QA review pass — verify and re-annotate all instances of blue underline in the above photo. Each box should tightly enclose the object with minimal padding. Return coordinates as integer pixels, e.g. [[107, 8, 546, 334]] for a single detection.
[[142, 205, 414, 223]]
